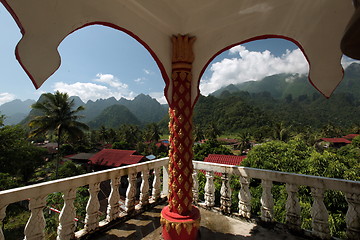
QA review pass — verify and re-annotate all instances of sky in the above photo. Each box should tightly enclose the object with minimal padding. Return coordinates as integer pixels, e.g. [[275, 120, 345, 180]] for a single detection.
[[0, 4, 359, 106]]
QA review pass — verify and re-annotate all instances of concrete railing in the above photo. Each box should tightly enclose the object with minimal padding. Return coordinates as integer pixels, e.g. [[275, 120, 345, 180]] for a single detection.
[[1, 158, 359, 239], [192, 161, 360, 240], [0, 157, 169, 240]]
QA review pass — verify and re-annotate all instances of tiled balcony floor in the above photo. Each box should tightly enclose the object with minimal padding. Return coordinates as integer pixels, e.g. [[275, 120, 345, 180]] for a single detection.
[[88, 203, 307, 240]]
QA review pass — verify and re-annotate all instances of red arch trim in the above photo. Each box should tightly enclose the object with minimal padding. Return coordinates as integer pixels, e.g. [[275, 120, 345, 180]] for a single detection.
[[0, 0, 170, 99]]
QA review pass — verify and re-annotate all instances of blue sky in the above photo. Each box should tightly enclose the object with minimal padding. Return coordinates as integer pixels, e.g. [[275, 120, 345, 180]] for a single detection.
[[0, 4, 358, 105]]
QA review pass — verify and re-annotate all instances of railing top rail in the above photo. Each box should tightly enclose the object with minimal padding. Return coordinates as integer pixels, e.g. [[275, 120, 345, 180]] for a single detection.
[[0, 157, 169, 206], [193, 161, 360, 194]]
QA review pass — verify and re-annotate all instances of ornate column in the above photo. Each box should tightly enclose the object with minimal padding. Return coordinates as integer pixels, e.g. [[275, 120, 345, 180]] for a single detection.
[[161, 35, 200, 240]]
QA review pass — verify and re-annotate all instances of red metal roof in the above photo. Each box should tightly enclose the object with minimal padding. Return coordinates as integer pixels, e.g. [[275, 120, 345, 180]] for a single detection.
[[320, 138, 351, 144], [204, 154, 246, 166], [88, 149, 145, 167], [343, 134, 359, 140]]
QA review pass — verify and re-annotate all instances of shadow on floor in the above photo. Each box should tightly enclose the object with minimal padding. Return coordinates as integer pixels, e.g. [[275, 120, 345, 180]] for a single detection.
[[90, 205, 307, 240]]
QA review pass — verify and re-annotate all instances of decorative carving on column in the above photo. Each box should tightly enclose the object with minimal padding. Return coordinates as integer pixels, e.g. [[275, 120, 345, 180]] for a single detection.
[[161, 34, 200, 240], [311, 187, 330, 239], [238, 176, 251, 218], [345, 192, 360, 240]]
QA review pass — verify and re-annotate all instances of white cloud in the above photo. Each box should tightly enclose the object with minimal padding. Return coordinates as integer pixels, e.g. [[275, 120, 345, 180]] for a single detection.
[[149, 91, 167, 104], [134, 77, 145, 84], [200, 45, 309, 95], [0, 92, 16, 105], [94, 73, 128, 89], [341, 56, 360, 69], [143, 69, 153, 75], [53, 81, 136, 103]]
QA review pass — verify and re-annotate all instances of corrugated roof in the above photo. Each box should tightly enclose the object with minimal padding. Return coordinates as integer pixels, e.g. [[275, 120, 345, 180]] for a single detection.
[[320, 138, 351, 144], [343, 134, 359, 140], [88, 149, 145, 167], [65, 153, 95, 160], [204, 154, 246, 166]]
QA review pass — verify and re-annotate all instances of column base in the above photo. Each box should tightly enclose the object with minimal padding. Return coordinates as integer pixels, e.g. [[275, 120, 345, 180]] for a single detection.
[[160, 205, 200, 240]]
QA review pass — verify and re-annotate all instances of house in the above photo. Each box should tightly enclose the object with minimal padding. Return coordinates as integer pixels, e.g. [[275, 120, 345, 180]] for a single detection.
[[64, 152, 96, 165], [203, 154, 246, 176], [88, 149, 147, 209], [320, 138, 352, 148], [64, 152, 96, 171], [204, 154, 246, 166], [343, 134, 360, 140], [88, 149, 146, 171]]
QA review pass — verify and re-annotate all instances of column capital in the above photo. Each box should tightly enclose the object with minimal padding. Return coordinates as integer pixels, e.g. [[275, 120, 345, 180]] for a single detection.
[[171, 35, 196, 71]]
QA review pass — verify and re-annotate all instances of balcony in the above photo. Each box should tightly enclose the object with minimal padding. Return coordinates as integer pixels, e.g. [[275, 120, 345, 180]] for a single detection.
[[0, 157, 359, 240]]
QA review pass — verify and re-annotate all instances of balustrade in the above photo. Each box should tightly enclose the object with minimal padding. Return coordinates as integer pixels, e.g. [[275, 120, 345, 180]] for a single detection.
[[192, 160, 360, 240], [85, 182, 101, 232], [24, 195, 47, 240], [139, 170, 150, 207], [238, 176, 251, 218], [152, 167, 161, 201], [220, 173, 231, 214], [311, 187, 330, 239], [345, 192, 360, 239], [285, 183, 301, 230], [0, 158, 359, 240], [192, 170, 199, 204], [260, 180, 274, 222], [106, 177, 121, 222], [204, 171, 215, 208], [125, 171, 137, 213], [57, 188, 77, 240], [0, 157, 168, 240]]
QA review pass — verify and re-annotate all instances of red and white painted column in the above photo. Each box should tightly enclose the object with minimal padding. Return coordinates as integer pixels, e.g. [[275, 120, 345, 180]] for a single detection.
[[161, 35, 200, 240]]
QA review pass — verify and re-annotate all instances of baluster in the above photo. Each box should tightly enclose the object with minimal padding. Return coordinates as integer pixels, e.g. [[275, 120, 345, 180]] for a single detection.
[[220, 173, 232, 214], [204, 171, 215, 208], [0, 204, 8, 240], [162, 165, 169, 196], [139, 170, 150, 207], [260, 180, 274, 222], [125, 172, 137, 213], [85, 182, 100, 232], [238, 176, 251, 218], [311, 187, 330, 239], [345, 192, 360, 240], [24, 195, 46, 240], [192, 170, 199, 205], [152, 167, 161, 201], [57, 188, 77, 240], [106, 177, 121, 222], [285, 183, 301, 230]]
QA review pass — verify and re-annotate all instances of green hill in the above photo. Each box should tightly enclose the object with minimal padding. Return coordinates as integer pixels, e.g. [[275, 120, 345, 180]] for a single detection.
[[212, 63, 360, 100], [88, 104, 141, 129]]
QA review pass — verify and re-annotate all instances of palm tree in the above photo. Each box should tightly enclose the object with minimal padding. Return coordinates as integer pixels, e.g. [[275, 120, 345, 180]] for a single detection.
[[29, 91, 89, 178], [144, 123, 162, 143]]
